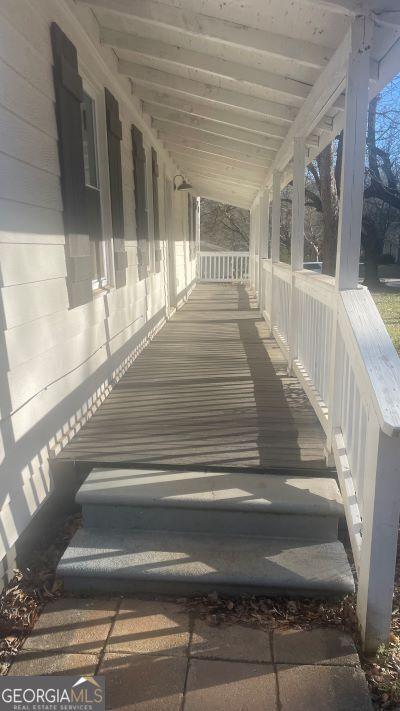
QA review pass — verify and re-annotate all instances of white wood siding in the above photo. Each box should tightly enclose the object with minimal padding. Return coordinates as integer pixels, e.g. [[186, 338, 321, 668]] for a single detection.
[[0, 0, 196, 569]]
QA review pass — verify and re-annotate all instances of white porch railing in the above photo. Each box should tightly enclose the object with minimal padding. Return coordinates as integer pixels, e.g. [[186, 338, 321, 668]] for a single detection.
[[261, 258, 400, 652], [198, 252, 249, 282]]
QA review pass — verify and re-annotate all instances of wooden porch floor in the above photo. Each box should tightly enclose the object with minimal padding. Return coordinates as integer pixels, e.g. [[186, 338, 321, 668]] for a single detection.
[[57, 284, 328, 472]]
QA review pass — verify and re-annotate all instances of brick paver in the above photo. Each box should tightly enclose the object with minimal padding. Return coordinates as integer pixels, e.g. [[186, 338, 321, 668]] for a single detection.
[[23, 597, 119, 655], [277, 664, 372, 710], [10, 597, 372, 710], [107, 599, 190, 656], [99, 653, 187, 711], [184, 659, 277, 711], [10, 650, 98, 676], [191, 619, 272, 662], [273, 627, 359, 666]]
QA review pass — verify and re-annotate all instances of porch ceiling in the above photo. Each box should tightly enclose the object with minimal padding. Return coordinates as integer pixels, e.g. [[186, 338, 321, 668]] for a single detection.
[[81, 0, 400, 208]]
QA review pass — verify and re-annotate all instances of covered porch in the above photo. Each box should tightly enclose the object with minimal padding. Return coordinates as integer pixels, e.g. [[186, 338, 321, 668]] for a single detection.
[[56, 283, 327, 471], [50, 0, 400, 655]]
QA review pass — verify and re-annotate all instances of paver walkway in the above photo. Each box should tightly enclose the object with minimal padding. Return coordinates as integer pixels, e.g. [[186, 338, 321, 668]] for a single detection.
[[11, 597, 372, 710], [56, 283, 328, 472]]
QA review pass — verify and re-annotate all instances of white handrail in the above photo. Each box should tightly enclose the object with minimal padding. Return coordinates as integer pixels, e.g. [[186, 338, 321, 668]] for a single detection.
[[198, 251, 250, 282], [258, 256, 400, 652]]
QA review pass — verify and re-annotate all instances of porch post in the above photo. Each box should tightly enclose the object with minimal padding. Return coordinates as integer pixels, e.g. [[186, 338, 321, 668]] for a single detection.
[[288, 137, 306, 371], [196, 196, 201, 279], [254, 196, 260, 296], [327, 15, 372, 451], [270, 171, 281, 333], [335, 15, 373, 291], [271, 171, 281, 264], [258, 189, 269, 312], [249, 204, 256, 290], [358, 425, 400, 653]]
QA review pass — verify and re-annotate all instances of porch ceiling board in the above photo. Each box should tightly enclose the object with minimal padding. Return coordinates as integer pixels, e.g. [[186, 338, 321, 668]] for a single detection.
[[75, 0, 400, 204], [131, 86, 297, 127], [152, 117, 282, 153], [187, 185, 253, 208], [163, 142, 272, 169], [176, 166, 263, 189], [122, 63, 299, 123], [83, 0, 337, 70], [101, 28, 319, 104], [300, 0, 400, 13], [186, 174, 257, 198], [168, 154, 267, 181], [167, 146, 271, 171], [143, 101, 290, 141], [155, 126, 281, 161]]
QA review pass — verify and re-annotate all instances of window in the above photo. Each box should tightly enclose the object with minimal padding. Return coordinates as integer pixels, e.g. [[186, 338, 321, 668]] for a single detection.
[[81, 92, 99, 189], [132, 124, 150, 279], [80, 90, 107, 289]]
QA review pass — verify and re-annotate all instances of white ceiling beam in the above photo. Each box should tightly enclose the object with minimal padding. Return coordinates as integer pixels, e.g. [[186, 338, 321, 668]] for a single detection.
[[182, 169, 262, 190], [299, 0, 399, 14], [123, 64, 297, 123], [84, 0, 333, 68], [101, 27, 315, 102], [170, 156, 266, 183], [143, 101, 289, 140], [272, 29, 353, 174], [164, 142, 272, 169], [156, 126, 278, 161], [188, 174, 257, 192], [196, 190, 250, 209], [152, 117, 282, 152], [298, 0, 363, 12], [189, 179, 256, 202], [169, 148, 268, 173], [134, 84, 336, 133]]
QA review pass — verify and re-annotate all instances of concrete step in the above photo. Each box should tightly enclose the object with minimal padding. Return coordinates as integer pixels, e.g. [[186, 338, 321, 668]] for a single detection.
[[77, 467, 343, 541], [57, 527, 355, 597]]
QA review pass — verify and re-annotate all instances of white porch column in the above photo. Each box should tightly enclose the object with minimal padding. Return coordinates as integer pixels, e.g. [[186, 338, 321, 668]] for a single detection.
[[271, 171, 281, 264], [254, 196, 260, 296], [288, 137, 306, 371], [327, 15, 373, 450], [269, 171, 281, 333], [249, 204, 256, 290], [335, 15, 373, 291], [196, 196, 201, 279], [258, 190, 269, 312]]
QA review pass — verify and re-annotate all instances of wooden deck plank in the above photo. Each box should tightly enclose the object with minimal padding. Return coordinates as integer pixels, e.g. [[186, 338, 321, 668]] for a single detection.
[[57, 283, 328, 472]]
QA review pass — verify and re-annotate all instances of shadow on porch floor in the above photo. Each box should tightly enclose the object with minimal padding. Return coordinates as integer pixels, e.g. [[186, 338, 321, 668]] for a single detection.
[[55, 283, 328, 473]]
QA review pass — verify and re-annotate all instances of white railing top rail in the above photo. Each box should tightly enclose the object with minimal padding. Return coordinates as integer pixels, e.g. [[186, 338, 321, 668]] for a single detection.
[[340, 287, 400, 437], [199, 251, 250, 257]]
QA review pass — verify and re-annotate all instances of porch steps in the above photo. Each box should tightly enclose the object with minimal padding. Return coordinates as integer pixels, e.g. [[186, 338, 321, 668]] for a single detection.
[[57, 467, 355, 597], [78, 468, 343, 541]]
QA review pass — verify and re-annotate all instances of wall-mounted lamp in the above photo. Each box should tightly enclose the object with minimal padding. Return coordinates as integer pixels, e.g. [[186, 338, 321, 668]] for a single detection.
[[173, 174, 193, 191]]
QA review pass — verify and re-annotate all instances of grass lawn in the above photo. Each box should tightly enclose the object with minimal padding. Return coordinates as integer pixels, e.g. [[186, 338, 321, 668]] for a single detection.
[[371, 287, 400, 355]]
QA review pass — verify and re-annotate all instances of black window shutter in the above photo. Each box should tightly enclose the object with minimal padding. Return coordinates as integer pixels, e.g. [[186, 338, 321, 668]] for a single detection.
[[50, 22, 92, 308], [152, 147, 161, 273], [132, 125, 149, 280], [105, 88, 127, 288]]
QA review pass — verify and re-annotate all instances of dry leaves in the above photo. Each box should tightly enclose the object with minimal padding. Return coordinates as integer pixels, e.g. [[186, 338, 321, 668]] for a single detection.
[[0, 513, 81, 674]]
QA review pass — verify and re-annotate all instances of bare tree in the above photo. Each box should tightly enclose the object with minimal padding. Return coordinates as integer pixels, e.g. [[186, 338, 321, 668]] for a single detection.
[[200, 199, 249, 251], [305, 76, 400, 286]]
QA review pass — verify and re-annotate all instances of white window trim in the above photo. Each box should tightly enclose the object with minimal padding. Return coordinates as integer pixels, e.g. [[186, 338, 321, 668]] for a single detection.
[[81, 72, 115, 292]]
